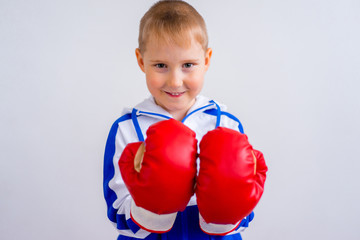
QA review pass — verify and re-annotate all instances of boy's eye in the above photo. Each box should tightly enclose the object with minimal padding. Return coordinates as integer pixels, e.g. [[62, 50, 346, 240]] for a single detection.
[[155, 63, 166, 68], [183, 63, 193, 68]]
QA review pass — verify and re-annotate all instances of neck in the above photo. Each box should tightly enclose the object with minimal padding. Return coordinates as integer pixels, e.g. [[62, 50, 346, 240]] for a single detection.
[[170, 110, 188, 122]]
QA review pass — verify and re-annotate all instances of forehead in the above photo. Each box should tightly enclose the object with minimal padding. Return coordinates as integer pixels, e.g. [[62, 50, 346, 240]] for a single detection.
[[142, 24, 206, 50], [143, 35, 205, 60]]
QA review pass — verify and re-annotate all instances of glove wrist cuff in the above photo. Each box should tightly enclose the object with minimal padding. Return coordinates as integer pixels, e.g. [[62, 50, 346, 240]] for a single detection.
[[130, 199, 177, 233], [199, 213, 241, 236]]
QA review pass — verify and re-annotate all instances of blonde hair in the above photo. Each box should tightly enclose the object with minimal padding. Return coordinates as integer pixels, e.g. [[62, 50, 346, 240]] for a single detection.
[[138, 0, 208, 54]]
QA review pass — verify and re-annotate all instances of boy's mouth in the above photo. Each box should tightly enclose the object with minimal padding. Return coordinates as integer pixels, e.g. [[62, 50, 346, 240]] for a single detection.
[[164, 91, 185, 97]]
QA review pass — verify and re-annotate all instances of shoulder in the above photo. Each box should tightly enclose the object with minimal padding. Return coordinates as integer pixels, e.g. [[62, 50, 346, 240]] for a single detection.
[[110, 96, 156, 127], [220, 111, 244, 133], [106, 99, 147, 143], [107, 97, 171, 143], [202, 97, 244, 133], [106, 109, 135, 145], [108, 108, 133, 132]]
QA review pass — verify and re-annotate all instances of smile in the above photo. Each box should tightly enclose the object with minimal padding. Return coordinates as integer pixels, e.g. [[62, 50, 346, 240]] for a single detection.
[[164, 91, 185, 97]]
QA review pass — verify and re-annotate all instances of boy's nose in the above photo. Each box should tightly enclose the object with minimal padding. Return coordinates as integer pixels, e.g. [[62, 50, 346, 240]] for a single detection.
[[167, 70, 183, 88]]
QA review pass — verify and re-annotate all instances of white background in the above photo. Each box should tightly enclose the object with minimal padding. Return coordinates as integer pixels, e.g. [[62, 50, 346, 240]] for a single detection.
[[1, 0, 360, 239]]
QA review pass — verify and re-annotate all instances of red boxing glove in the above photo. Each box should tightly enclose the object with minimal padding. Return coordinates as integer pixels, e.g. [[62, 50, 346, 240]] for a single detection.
[[119, 119, 197, 233], [196, 127, 267, 235]]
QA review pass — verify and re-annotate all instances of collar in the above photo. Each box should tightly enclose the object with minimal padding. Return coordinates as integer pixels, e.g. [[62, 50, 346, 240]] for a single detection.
[[131, 95, 225, 121]]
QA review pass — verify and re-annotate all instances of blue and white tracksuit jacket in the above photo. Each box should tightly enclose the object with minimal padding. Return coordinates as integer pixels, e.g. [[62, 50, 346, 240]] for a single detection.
[[103, 95, 254, 240]]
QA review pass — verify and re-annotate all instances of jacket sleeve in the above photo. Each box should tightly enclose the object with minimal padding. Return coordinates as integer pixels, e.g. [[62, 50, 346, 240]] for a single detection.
[[103, 117, 151, 238]]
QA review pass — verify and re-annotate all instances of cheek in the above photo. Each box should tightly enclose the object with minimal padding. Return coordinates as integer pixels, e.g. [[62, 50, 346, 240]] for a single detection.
[[186, 73, 205, 91], [146, 73, 164, 90]]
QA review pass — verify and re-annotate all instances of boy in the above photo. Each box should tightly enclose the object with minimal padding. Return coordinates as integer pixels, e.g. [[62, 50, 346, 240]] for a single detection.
[[103, 1, 267, 239]]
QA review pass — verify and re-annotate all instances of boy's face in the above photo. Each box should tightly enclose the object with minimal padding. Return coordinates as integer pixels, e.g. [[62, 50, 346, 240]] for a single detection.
[[136, 36, 212, 119]]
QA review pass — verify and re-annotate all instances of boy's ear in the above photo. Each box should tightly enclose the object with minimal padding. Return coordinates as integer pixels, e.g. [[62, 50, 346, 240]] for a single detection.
[[205, 48, 213, 71], [135, 48, 145, 73]]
